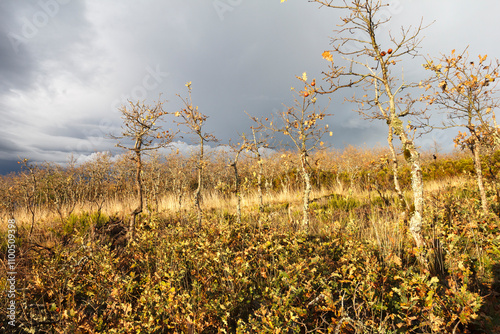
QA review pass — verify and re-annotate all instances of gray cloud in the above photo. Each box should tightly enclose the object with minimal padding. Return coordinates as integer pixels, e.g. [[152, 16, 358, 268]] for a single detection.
[[0, 137, 24, 155], [0, 0, 499, 173], [0, 1, 37, 93]]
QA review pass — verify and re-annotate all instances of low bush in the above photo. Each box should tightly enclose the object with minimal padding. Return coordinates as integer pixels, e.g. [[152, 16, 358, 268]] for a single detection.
[[3, 197, 497, 333]]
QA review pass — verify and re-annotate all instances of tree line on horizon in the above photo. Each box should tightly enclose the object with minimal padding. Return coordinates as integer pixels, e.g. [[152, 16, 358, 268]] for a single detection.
[[2, 0, 500, 262]]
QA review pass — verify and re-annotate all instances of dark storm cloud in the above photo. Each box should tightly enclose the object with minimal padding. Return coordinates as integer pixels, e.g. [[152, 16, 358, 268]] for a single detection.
[[0, 1, 36, 93], [0, 159, 22, 175], [1, 0, 500, 174], [0, 0, 102, 95], [0, 0, 104, 173], [150, 1, 338, 143], [0, 137, 24, 155]]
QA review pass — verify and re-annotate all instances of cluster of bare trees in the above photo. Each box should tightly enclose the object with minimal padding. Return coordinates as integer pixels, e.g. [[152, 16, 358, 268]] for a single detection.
[[273, 0, 500, 266], [2, 1, 500, 263], [0, 145, 403, 228], [302, 0, 499, 251], [424, 49, 500, 215]]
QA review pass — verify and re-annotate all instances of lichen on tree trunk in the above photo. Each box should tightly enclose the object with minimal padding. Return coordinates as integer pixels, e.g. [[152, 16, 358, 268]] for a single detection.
[[301, 153, 312, 229], [408, 150, 425, 250], [471, 143, 489, 215], [387, 125, 407, 215], [391, 116, 425, 251]]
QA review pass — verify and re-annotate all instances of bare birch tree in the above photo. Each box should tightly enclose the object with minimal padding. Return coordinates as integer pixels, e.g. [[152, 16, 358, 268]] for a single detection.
[[307, 0, 429, 249], [18, 158, 39, 239], [175, 82, 217, 228], [228, 141, 246, 225], [262, 73, 331, 229], [112, 98, 175, 243], [424, 49, 500, 215], [244, 111, 273, 213]]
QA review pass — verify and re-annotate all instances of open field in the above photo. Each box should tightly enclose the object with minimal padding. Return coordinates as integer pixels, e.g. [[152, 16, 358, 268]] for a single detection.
[[3, 0, 500, 332], [1, 147, 500, 333]]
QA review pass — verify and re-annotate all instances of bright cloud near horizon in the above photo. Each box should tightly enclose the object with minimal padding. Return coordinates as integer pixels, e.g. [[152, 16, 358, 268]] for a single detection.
[[1, 0, 499, 174]]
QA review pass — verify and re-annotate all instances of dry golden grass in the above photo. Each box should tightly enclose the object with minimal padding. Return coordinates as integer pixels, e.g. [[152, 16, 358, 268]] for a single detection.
[[424, 174, 469, 193], [1, 176, 453, 229], [0, 173, 473, 260]]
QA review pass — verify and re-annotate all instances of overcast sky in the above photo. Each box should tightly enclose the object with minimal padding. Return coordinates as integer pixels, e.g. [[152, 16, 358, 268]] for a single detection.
[[1, 0, 499, 174]]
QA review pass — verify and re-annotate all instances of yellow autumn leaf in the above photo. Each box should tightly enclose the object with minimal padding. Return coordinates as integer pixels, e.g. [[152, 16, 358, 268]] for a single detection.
[[185, 81, 192, 88], [281, 0, 287, 2], [329, 131, 333, 136], [320, 141, 324, 146], [458, 261, 465, 271], [302, 72, 308, 81], [429, 276, 439, 285], [322, 51, 333, 62]]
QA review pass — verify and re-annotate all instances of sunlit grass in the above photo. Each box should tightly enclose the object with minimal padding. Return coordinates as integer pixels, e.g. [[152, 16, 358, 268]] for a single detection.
[[1, 149, 499, 332]]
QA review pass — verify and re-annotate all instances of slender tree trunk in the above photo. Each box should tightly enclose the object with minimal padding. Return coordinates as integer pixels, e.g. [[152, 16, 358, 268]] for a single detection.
[[129, 150, 143, 243], [471, 143, 489, 215], [257, 157, 264, 212], [407, 147, 424, 249], [251, 128, 265, 212], [195, 136, 204, 229], [178, 185, 183, 214], [230, 151, 242, 224], [28, 171, 37, 239], [387, 126, 408, 215], [28, 202, 35, 239], [301, 152, 311, 229], [391, 117, 425, 251]]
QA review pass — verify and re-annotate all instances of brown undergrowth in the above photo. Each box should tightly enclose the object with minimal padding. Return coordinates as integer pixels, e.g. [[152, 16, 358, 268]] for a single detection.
[[1, 149, 500, 333]]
